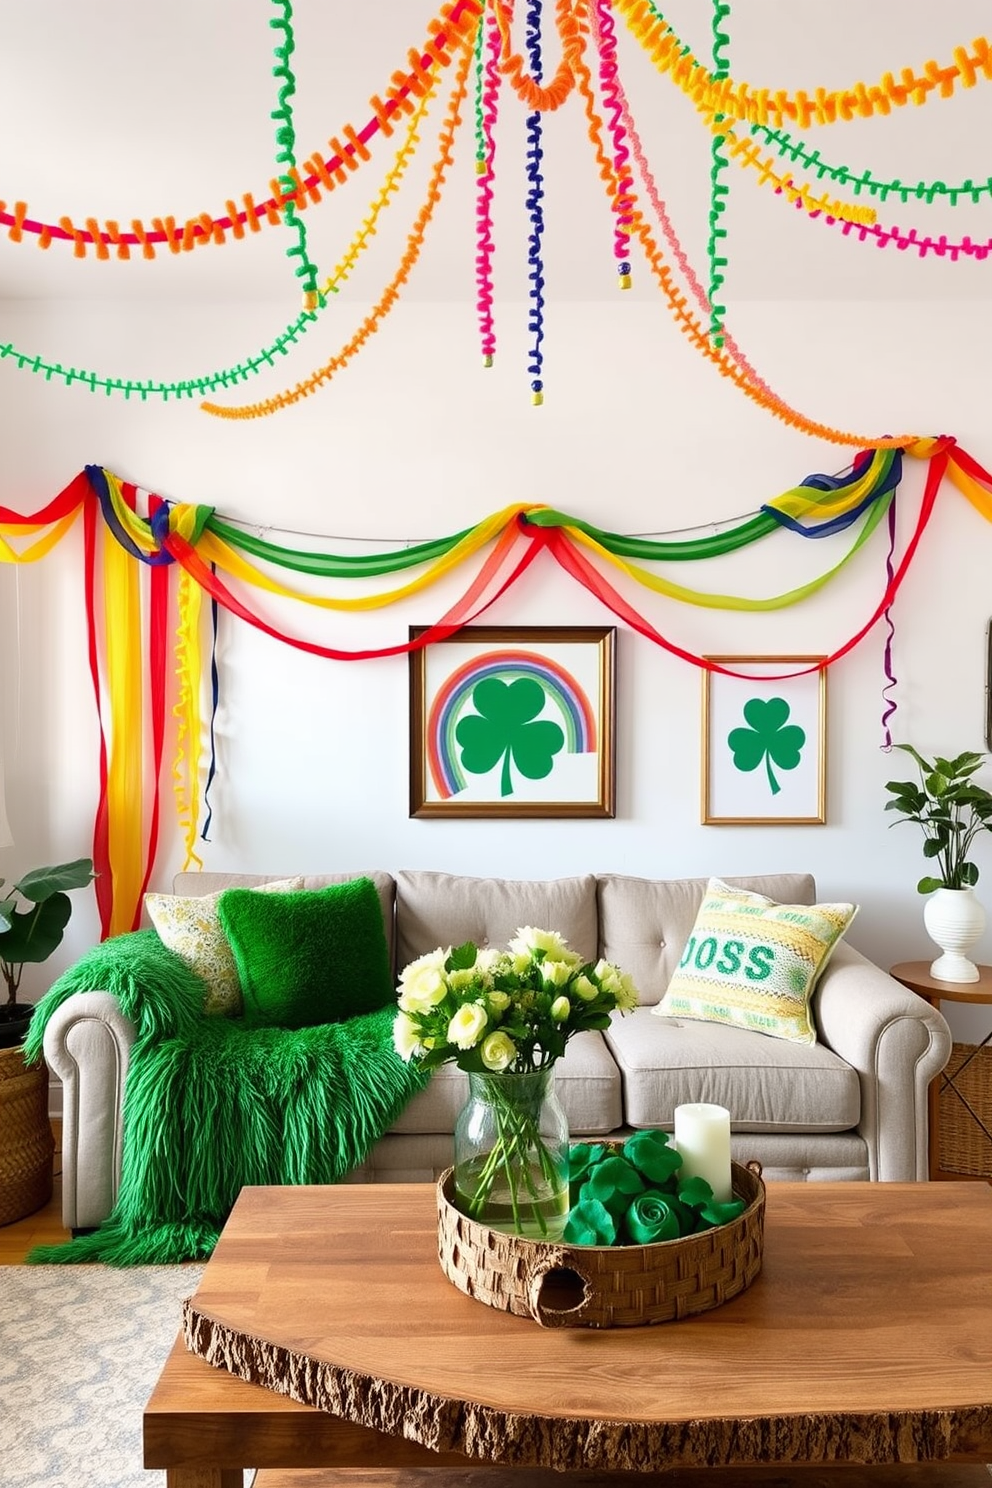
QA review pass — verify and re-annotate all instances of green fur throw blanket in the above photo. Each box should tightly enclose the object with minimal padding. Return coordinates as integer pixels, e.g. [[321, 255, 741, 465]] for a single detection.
[[23, 931, 427, 1265]]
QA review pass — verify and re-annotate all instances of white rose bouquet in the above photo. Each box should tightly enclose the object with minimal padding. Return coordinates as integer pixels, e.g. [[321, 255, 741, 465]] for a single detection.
[[393, 927, 638, 1238], [392, 925, 638, 1075]]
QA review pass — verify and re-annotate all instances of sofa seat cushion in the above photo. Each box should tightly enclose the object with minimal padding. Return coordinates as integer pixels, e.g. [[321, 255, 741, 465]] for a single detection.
[[395, 870, 599, 969], [597, 872, 817, 1005], [390, 1029, 622, 1137], [605, 1007, 860, 1133]]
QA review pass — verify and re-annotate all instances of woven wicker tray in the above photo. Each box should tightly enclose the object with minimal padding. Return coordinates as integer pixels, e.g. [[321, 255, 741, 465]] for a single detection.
[[437, 1157, 765, 1328]]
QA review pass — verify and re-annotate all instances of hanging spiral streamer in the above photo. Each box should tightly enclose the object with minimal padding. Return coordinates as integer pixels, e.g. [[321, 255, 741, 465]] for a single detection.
[[708, 0, 731, 345], [269, 0, 322, 308], [476, 13, 501, 363], [524, 0, 547, 404], [593, 0, 635, 289]]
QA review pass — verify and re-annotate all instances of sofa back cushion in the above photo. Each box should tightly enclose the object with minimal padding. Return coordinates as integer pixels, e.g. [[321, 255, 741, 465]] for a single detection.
[[172, 871, 397, 972], [395, 870, 599, 972], [597, 872, 817, 1006]]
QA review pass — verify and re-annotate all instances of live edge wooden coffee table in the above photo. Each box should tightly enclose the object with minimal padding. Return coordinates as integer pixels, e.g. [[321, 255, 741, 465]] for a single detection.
[[144, 1182, 992, 1488]]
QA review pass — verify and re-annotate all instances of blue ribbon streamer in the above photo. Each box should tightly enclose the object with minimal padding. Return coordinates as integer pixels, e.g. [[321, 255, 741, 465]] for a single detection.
[[762, 451, 902, 538]]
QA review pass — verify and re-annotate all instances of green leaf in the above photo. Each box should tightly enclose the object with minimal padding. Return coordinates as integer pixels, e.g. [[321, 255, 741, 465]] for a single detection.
[[917, 876, 943, 894], [0, 893, 72, 964], [922, 839, 943, 858], [447, 942, 479, 971], [12, 858, 95, 904], [960, 861, 980, 886]]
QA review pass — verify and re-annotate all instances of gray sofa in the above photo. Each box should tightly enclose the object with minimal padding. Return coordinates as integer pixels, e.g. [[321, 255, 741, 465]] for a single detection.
[[43, 869, 952, 1230]]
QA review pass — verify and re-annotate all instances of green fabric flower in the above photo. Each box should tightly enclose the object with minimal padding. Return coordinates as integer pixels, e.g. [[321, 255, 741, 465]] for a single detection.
[[623, 1129, 683, 1185], [564, 1196, 617, 1245], [623, 1192, 681, 1244], [581, 1155, 645, 1217], [697, 1196, 746, 1229]]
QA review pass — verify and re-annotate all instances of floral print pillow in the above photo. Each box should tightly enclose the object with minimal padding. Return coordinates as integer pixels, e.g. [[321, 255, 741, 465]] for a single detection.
[[145, 877, 305, 1017]]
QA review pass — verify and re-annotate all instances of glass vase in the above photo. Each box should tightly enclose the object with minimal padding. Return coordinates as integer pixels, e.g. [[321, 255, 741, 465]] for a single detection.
[[453, 1068, 569, 1241]]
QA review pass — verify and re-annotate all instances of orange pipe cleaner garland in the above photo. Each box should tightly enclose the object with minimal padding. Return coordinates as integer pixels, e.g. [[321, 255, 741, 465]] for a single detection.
[[0, 0, 483, 260], [201, 12, 480, 420]]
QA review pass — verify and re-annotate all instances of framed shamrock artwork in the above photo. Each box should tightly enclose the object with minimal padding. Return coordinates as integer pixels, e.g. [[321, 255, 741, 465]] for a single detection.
[[409, 625, 616, 818], [701, 657, 826, 825]]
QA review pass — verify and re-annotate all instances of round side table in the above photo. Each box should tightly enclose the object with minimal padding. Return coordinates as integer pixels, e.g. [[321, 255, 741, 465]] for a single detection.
[[889, 961, 992, 1184]]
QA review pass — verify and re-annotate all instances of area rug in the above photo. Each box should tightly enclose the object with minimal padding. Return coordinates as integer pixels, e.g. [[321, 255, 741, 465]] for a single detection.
[[0, 1263, 216, 1488]]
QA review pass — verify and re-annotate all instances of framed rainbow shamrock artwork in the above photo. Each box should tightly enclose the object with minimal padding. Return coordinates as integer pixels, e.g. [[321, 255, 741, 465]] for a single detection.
[[702, 657, 827, 826], [409, 626, 616, 819]]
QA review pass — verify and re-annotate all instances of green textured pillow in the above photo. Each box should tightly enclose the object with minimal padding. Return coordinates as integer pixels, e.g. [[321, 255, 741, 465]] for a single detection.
[[216, 877, 393, 1030], [652, 878, 858, 1045]]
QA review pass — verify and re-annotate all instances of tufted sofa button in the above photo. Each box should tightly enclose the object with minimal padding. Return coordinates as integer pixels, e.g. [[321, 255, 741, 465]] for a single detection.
[[480, 936, 489, 947]]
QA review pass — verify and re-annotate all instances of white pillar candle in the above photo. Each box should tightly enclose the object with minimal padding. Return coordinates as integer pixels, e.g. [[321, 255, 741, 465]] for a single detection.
[[673, 1103, 732, 1204]]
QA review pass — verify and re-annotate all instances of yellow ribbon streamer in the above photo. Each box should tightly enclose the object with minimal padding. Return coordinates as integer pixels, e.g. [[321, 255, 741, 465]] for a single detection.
[[172, 567, 204, 873], [0, 510, 80, 563]]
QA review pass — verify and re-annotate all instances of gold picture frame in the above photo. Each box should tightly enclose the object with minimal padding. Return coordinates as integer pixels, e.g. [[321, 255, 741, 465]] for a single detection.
[[702, 656, 826, 825], [409, 625, 616, 819]]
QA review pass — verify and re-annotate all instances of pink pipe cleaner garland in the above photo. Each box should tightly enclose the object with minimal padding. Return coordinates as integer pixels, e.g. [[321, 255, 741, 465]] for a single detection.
[[594, 0, 635, 274], [475, 15, 501, 362], [791, 193, 992, 260]]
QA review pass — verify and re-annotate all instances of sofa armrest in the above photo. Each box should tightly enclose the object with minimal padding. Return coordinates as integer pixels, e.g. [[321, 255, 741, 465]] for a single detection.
[[812, 941, 952, 1181], [43, 991, 137, 1230]]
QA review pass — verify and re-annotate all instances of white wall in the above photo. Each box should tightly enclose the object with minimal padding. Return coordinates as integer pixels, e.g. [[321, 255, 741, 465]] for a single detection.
[[1, 2, 991, 1048]]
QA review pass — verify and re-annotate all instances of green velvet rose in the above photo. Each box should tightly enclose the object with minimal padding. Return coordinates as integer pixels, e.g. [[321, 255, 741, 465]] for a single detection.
[[622, 1192, 681, 1244]]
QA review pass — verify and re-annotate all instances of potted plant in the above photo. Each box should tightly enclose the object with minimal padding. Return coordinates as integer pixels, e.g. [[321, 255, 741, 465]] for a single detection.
[[0, 857, 96, 1049], [0, 856, 94, 1226], [883, 746, 992, 981]]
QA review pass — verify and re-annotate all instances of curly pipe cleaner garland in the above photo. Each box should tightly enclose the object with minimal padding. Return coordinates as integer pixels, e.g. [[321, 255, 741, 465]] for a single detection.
[[593, 0, 635, 286], [202, 23, 478, 420], [708, 0, 731, 345], [617, 0, 992, 128], [490, 0, 583, 110], [0, 0, 481, 259], [754, 123, 992, 209], [796, 197, 992, 262], [0, 12, 448, 402], [707, 113, 876, 225], [269, 0, 322, 307], [566, 8, 913, 448], [476, 14, 502, 362], [524, 0, 548, 404]]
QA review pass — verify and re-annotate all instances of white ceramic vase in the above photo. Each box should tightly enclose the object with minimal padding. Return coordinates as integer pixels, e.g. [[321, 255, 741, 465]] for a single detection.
[[922, 886, 987, 983]]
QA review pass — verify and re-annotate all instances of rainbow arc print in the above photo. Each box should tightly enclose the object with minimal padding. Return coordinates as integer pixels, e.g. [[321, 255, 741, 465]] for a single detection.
[[428, 649, 596, 798]]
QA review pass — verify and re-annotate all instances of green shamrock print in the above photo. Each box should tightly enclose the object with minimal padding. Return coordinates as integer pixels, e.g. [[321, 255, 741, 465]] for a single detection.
[[455, 677, 564, 798], [727, 696, 806, 797]]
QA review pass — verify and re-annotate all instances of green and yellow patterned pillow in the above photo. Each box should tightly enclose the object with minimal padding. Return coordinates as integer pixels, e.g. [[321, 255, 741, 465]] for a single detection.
[[652, 878, 858, 1045], [145, 877, 305, 1017]]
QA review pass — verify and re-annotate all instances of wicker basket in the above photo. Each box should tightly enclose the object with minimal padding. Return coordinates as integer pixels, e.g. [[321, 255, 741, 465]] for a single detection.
[[437, 1158, 765, 1328], [0, 1044, 55, 1227], [938, 1042, 992, 1179]]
